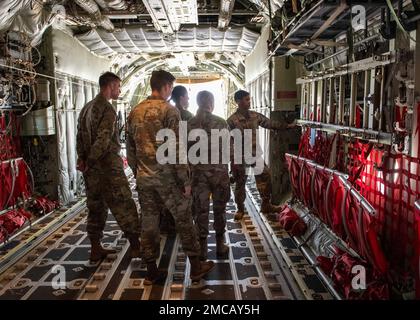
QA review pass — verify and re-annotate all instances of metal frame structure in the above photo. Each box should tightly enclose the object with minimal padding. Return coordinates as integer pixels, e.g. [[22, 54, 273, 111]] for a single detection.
[[297, 54, 394, 135]]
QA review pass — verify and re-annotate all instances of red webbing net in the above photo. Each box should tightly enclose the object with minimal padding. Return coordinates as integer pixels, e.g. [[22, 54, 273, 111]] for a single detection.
[[286, 155, 388, 275], [0, 113, 22, 161], [292, 102, 420, 294], [0, 159, 32, 210]]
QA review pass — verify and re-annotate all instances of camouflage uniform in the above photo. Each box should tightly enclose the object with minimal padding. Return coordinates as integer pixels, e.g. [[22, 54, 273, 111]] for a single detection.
[[76, 94, 140, 241], [126, 97, 200, 263], [159, 106, 193, 233], [227, 109, 288, 211], [178, 107, 193, 122], [188, 110, 231, 241]]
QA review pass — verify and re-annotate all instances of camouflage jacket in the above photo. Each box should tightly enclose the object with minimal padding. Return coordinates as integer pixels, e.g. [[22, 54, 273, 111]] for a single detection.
[[227, 108, 288, 162], [127, 96, 190, 187], [76, 94, 120, 166], [227, 108, 288, 132], [187, 109, 229, 173], [177, 106, 193, 122]]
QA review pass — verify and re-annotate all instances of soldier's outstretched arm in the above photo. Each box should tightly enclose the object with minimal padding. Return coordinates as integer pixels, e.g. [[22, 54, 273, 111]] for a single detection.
[[87, 107, 116, 166], [258, 113, 289, 130]]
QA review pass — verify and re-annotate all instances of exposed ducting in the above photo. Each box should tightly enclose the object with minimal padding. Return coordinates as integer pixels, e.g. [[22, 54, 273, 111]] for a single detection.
[[0, 0, 60, 45], [76, 26, 260, 56], [94, 0, 108, 9], [248, 0, 284, 15], [142, 0, 198, 34], [95, 0, 129, 11], [218, 0, 235, 30], [75, 0, 100, 15], [74, 0, 115, 32]]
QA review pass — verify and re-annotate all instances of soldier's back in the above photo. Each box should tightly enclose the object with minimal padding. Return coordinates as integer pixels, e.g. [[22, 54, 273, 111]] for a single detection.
[[188, 110, 229, 173], [77, 94, 120, 168], [128, 97, 180, 185]]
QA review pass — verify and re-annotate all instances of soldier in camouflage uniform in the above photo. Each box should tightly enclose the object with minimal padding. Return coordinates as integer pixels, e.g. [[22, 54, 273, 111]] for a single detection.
[[76, 72, 141, 263], [126, 70, 214, 285], [172, 85, 193, 121], [159, 85, 193, 235], [188, 91, 230, 261], [227, 90, 296, 220]]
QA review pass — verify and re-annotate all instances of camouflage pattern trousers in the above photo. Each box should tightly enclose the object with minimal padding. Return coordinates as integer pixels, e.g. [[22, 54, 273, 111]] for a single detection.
[[137, 178, 200, 263], [83, 156, 140, 241], [192, 169, 231, 239], [231, 163, 272, 211]]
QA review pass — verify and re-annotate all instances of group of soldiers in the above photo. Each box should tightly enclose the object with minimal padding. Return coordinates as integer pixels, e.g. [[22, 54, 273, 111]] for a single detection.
[[76, 70, 295, 285]]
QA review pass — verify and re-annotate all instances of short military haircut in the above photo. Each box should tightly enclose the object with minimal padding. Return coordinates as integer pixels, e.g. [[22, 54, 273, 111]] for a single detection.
[[99, 72, 121, 89], [197, 91, 214, 108], [150, 70, 176, 91], [171, 85, 188, 104], [234, 90, 250, 102]]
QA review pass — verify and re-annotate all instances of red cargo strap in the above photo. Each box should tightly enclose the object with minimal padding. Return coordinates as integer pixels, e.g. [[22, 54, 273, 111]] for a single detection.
[[0, 208, 32, 243], [0, 159, 32, 210], [286, 154, 388, 275], [318, 248, 389, 300], [29, 196, 58, 216], [278, 206, 307, 237], [287, 156, 301, 199], [0, 113, 21, 161], [349, 143, 373, 184], [355, 105, 362, 128], [299, 161, 313, 208], [311, 168, 330, 224]]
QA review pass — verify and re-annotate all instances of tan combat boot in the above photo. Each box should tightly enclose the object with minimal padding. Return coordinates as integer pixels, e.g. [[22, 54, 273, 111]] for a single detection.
[[234, 206, 247, 221], [144, 262, 167, 285], [189, 256, 215, 282], [216, 235, 229, 257], [89, 238, 116, 263], [234, 210, 245, 221]]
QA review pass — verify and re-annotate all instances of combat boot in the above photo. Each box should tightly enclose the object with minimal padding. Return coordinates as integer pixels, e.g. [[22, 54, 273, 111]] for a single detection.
[[261, 200, 283, 214], [234, 206, 247, 221], [234, 210, 245, 220], [128, 235, 142, 259], [216, 235, 229, 257], [89, 238, 116, 263], [144, 262, 167, 286], [189, 256, 215, 282], [199, 238, 208, 261]]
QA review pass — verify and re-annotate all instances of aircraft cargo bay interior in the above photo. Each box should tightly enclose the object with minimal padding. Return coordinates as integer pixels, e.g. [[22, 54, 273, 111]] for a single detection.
[[0, 0, 420, 302]]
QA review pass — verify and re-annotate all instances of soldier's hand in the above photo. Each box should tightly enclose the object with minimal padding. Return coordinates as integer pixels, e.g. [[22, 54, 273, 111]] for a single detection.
[[183, 185, 192, 197]]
